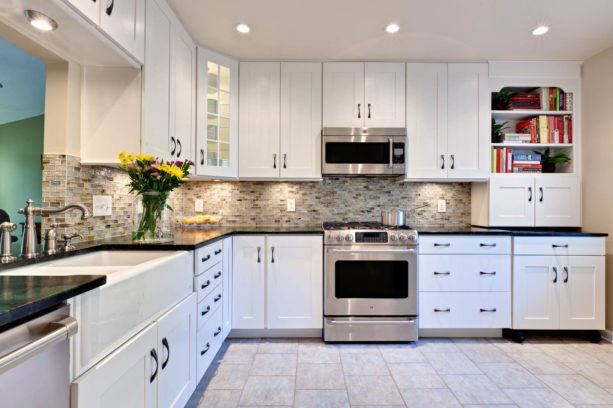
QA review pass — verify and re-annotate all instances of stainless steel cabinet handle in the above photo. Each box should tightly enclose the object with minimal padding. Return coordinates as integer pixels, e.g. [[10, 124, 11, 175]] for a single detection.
[[271, 246, 275, 263], [201, 305, 211, 316], [257, 246, 261, 263], [539, 187, 544, 202], [553, 267, 558, 283], [563, 266, 569, 283], [357, 103, 361, 119], [327, 248, 416, 254], [434, 308, 451, 312], [480, 271, 497, 276], [150, 348, 158, 383], [450, 154, 455, 170], [388, 138, 393, 168], [200, 342, 210, 356], [552, 244, 569, 248], [214, 271, 222, 279], [434, 243, 451, 247], [106, 0, 114, 16], [528, 187, 532, 202], [0, 316, 77, 374], [367, 103, 371, 118], [214, 294, 222, 302], [433, 271, 450, 275], [161, 338, 170, 370], [441, 154, 445, 170], [273, 153, 277, 169], [480, 308, 497, 312], [480, 243, 497, 247], [283, 154, 287, 169]]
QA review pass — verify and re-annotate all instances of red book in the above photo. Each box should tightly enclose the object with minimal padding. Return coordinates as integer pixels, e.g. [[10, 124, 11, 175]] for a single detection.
[[506, 148, 513, 173]]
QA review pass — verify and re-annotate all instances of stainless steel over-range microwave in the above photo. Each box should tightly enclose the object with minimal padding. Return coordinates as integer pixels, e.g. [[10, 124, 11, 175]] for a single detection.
[[321, 128, 407, 176]]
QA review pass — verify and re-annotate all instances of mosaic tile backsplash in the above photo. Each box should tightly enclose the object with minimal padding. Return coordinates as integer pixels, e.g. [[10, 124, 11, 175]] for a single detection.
[[41, 155, 471, 242]]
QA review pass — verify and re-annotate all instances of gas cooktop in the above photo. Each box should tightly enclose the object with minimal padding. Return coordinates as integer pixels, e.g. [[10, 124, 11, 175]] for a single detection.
[[323, 222, 418, 246], [323, 221, 413, 231]]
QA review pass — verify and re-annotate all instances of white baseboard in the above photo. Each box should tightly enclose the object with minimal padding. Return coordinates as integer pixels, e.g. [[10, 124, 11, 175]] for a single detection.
[[229, 329, 323, 338], [419, 329, 503, 338]]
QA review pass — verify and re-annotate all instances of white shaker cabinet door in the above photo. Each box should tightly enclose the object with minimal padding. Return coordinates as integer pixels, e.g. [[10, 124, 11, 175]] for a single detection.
[[535, 175, 581, 227], [364, 62, 405, 128], [232, 236, 267, 329], [406, 63, 448, 179], [222, 237, 233, 338], [323, 62, 365, 127], [65, 0, 100, 24], [559, 256, 605, 330], [71, 323, 158, 408], [446, 63, 489, 180], [239, 62, 281, 178], [513, 256, 559, 330], [170, 26, 195, 163], [157, 294, 197, 408], [280, 62, 322, 179], [489, 175, 535, 227], [99, 0, 145, 62], [266, 236, 323, 329]]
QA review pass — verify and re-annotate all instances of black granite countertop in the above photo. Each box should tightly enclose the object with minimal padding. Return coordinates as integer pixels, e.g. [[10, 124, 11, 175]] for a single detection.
[[0, 274, 106, 331], [418, 225, 608, 237]]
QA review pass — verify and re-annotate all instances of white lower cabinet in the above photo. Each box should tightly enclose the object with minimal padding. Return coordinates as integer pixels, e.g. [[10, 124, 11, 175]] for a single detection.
[[420, 292, 511, 329], [222, 237, 233, 337], [513, 254, 605, 330], [233, 235, 323, 330], [71, 293, 197, 408]]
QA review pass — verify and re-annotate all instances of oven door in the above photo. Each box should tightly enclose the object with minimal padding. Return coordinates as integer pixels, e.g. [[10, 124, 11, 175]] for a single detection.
[[322, 135, 405, 175], [324, 246, 417, 316]]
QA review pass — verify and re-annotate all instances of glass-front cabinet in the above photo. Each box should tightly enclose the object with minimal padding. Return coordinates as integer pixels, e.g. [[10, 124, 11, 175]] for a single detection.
[[196, 48, 238, 178]]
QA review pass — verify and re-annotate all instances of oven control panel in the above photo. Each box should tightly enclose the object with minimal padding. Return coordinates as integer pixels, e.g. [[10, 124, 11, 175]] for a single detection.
[[325, 230, 418, 246], [355, 232, 387, 243]]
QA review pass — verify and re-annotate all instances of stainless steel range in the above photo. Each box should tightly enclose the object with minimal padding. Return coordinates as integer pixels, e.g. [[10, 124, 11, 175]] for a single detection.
[[323, 222, 418, 342]]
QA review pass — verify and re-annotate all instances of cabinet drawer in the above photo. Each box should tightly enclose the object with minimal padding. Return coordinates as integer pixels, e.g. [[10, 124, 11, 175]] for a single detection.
[[419, 292, 511, 329], [195, 262, 223, 302], [196, 308, 223, 380], [196, 241, 224, 274], [419, 255, 510, 292], [513, 237, 605, 256], [197, 285, 223, 329], [419, 235, 511, 254]]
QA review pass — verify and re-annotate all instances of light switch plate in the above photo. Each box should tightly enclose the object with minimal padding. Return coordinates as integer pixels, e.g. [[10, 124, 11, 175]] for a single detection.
[[287, 198, 296, 212], [437, 199, 446, 213], [195, 199, 204, 212], [92, 195, 112, 216]]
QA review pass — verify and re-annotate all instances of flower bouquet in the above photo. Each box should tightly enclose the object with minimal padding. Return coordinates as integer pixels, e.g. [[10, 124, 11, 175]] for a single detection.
[[118, 152, 193, 242]]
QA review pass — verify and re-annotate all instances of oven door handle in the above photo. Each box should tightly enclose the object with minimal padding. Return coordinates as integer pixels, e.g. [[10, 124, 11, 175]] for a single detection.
[[327, 319, 416, 325], [326, 248, 417, 254]]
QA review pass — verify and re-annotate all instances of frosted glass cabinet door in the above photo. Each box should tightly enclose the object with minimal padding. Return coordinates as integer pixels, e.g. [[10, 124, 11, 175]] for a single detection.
[[196, 48, 239, 178]]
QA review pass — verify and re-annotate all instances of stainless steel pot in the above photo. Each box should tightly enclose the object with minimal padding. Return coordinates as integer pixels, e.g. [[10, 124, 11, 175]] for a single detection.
[[381, 210, 407, 227]]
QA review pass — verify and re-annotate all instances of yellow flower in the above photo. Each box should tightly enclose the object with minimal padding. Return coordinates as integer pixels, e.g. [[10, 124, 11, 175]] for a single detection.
[[137, 154, 154, 161], [159, 163, 184, 180]]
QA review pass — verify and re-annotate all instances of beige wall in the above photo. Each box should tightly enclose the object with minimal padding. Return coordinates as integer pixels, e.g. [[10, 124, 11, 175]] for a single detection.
[[582, 45, 613, 329]]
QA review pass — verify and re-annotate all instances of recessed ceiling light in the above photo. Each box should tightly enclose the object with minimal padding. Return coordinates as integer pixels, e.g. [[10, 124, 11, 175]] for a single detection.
[[236, 23, 251, 34], [385, 23, 400, 34], [532, 25, 550, 36], [24, 10, 58, 32]]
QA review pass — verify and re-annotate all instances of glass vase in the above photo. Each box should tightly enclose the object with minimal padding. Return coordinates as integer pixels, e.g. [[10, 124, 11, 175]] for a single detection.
[[132, 191, 173, 243]]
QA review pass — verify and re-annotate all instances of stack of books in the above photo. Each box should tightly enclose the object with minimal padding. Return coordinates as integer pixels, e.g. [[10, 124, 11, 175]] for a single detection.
[[515, 115, 572, 144], [492, 148, 542, 173], [537, 87, 573, 111], [501, 133, 533, 144], [509, 93, 541, 110]]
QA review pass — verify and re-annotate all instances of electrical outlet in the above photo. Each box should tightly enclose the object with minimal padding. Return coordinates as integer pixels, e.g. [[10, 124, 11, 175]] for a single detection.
[[195, 199, 204, 212], [287, 198, 296, 212], [92, 195, 112, 216], [437, 199, 446, 213]]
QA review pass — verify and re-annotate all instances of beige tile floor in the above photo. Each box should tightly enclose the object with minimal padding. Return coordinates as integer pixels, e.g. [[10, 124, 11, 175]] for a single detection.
[[186, 335, 613, 408]]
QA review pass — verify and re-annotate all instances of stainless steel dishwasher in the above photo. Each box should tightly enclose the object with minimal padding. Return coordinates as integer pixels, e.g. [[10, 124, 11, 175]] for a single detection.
[[0, 304, 77, 408]]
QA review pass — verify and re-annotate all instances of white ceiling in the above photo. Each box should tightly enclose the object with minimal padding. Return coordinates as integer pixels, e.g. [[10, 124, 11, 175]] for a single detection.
[[168, 0, 613, 61], [0, 39, 45, 125]]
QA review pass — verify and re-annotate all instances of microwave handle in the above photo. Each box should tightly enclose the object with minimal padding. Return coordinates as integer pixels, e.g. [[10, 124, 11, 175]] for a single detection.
[[388, 138, 393, 168]]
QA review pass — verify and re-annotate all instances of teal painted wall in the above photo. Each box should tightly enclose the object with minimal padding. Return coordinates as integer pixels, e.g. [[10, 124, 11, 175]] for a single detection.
[[0, 115, 44, 244]]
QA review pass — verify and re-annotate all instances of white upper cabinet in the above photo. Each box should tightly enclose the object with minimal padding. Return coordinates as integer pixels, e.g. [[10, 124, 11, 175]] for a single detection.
[[65, 0, 100, 23], [447, 63, 489, 179], [239, 62, 281, 178], [489, 175, 536, 227], [196, 49, 239, 178], [406, 63, 489, 181], [142, 0, 172, 161], [406, 63, 448, 179], [323, 62, 405, 128], [239, 62, 322, 179], [322, 63, 364, 128], [364, 63, 406, 127], [99, 0, 145, 63], [535, 175, 581, 227], [280, 62, 322, 179]]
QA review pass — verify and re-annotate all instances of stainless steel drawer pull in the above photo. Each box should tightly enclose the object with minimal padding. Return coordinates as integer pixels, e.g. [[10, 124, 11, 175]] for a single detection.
[[480, 271, 496, 276], [201, 305, 211, 316], [552, 244, 569, 248], [434, 308, 451, 312], [480, 308, 497, 312], [433, 271, 450, 275], [480, 243, 497, 247], [214, 271, 222, 279], [433, 243, 451, 247], [200, 342, 210, 356]]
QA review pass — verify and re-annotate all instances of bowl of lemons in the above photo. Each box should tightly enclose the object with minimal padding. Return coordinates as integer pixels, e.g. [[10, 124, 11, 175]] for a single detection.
[[176, 214, 223, 229]]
